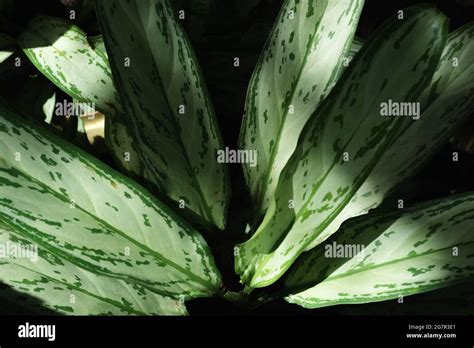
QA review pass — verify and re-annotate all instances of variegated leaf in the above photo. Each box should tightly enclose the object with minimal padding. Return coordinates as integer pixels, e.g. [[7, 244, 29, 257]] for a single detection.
[[18, 16, 120, 116], [19, 17, 146, 180], [0, 103, 222, 314], [88, 34, 107, 60], [0, 222, 187, 315], [235, 5, 448, 288], [283, 192, 474, 309], [304, 20, 474, 252], [421, 20, 474, 106], [239, 0, 365, 217], [104, 112, 147, 178], [75, 35, 145, 176], [96, 0, 230, 229]]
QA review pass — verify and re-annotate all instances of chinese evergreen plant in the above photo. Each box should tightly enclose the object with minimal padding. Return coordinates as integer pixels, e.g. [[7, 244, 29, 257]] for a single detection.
[[0, 0, 473, 314]]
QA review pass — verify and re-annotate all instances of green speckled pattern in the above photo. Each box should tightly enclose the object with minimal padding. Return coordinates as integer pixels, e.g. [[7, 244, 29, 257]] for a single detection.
[[96, 0, 230, 229], [0, 104, 222, 315], [284, 193, 474, 308], [304, 21, 474, 251], [240, 0, 365, 216], [19, 17, 146, 180], [19, 16, 121, 116], [236, 5, 448, 288]]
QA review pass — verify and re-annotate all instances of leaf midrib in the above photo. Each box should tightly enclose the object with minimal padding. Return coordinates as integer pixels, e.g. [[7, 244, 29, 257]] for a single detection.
[[1, 164, 218, 294], [251, 10, 446, 285], [254, 1, 330, 215], [103, 1, 218, 227]]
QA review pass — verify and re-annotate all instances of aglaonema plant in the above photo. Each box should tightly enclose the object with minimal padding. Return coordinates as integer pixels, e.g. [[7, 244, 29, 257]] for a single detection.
[[0, 0, 472, 315]]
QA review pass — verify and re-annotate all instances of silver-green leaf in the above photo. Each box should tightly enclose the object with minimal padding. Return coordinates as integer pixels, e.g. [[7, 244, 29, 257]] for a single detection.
[[284, 192, 474, 309], [104, 112, 148, 178], [96, 0, 230, 229], [0, 103, 222, 314], [0, 222, 187, 315], [18, 16, 121, 116], [239, 0, 365, 217], [303, 20, 474, 252], [235, 5, 448, 288], [18, 16, 149, 184]]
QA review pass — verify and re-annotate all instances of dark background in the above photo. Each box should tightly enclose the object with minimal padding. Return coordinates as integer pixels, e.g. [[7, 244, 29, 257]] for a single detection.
[[0, 0, 473, 316]]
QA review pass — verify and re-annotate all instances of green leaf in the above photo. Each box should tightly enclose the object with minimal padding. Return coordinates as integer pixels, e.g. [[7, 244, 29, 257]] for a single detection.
[[0, 222, 187, 315], [0, 32, 14, 63], [303, 20, 474, 252], [283, 192, 474, 309], [0, 103, 222, 314], [18, 17, 146, 181], [18, 15, 121, 116], [235, 5, 448, 288], [96, 0, 230, 229], [239, 0, 365, 217], [104, 112, 148, 178], [88, 34, 107, 60], [421, 21, 474, 107]]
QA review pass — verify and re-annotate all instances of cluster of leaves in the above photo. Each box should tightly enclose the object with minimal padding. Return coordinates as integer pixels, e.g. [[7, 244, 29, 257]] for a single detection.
[[0, 0, 473, 315]]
